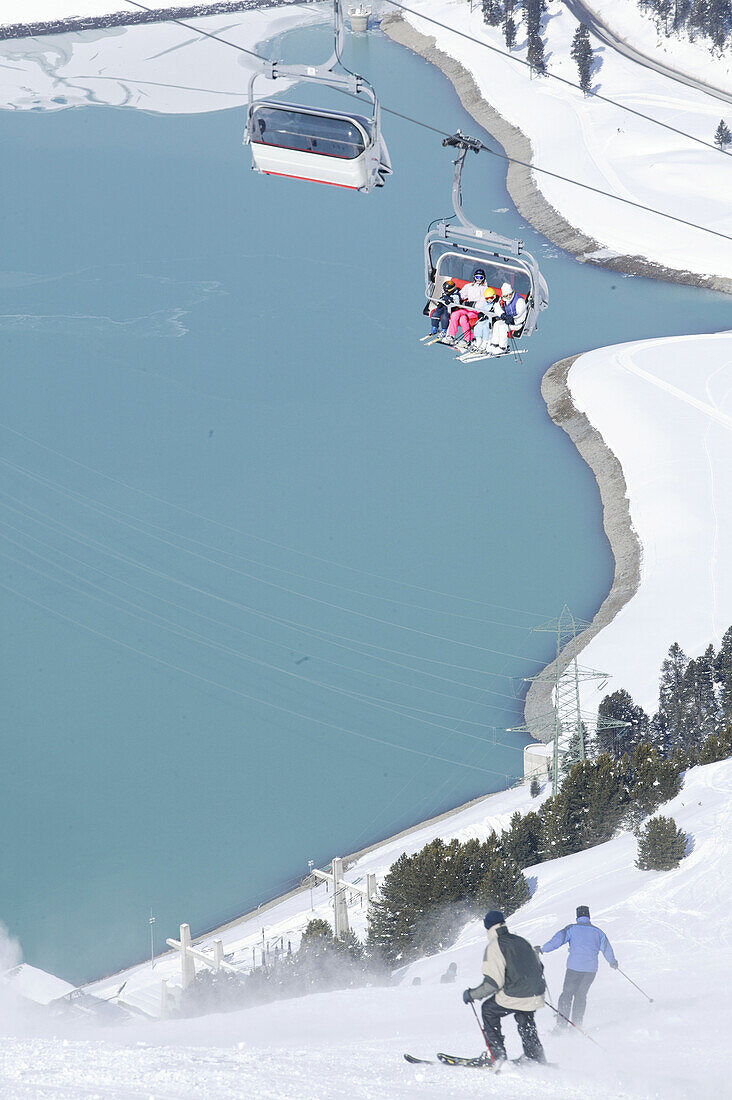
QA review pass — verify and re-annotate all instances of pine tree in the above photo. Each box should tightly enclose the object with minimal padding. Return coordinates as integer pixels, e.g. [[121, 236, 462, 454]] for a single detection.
[[502, 810, 543, 868], [530, 775, 541, 798], [715, 626, 732, 717], [682, 645, 721, 750], [527, 30, 547, 75], [570, 23, 594, 94], [482, 0, 504, 27], [627, 741, 682, 825], [474, 856, 530, 916], [540, 756, 626, 859], [525, 0, 543, 37], [597, 689, 650, 759], [696, 724, 732, 764], [504, 11, 517, 49], [636, 815, 687, 870], [653, 642, 690, 753]]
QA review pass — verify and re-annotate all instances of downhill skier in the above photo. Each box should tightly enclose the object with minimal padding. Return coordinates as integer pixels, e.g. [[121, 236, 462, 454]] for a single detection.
[[462, 910, 547, 1066], [536, 905, 618, 1028]]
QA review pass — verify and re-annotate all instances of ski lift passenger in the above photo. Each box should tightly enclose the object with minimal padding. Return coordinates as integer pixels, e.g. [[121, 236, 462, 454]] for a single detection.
[[443, 267, 487, 347], [472, 287, 503, 352], [477, 282, 528, 356], [426, 278, 461, 337]]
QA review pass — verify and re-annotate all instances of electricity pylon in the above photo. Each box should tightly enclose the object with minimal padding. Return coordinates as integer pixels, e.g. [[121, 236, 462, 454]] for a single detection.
[[510, 606, 626, 795]]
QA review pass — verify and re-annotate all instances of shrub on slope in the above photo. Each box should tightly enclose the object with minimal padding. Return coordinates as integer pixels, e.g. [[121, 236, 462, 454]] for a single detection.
[[636, 815, 688, 871]]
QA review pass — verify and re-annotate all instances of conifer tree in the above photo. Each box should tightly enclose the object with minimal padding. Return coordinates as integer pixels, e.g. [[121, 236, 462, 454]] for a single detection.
[[504, 8, 517, 49], [653, 642, 690, 753], [570, 23, 594, 94], [530, 775, 541, 798], [682, 645, 720, 748], [482, 0, 504, 27], [527, 30, 547, 75], [540, 756, 626, 858], [597, 689, 650, 759], [636, 815, 687, 870], [627, 741, 682, 825], [696, 724, 732, 764], [474, 856, 530, 916], [715, 626, 732, 718], [502, 810, 543, 868], [525, 0, 543, 36]]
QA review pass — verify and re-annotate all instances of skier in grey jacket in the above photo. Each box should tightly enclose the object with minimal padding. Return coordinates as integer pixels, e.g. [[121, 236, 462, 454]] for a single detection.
[[462, 910, 546, 1065], [537, 905, 617, 1028]]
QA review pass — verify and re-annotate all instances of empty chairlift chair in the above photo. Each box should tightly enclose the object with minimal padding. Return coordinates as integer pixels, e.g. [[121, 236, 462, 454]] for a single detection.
[[244, 0, 391, 193]]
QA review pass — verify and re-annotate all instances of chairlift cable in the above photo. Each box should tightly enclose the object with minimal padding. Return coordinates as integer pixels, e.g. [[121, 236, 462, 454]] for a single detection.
[[119, 3, 732, 249]]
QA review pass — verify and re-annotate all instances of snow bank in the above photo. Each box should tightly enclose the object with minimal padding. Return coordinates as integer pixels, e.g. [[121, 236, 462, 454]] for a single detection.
[[0, 4, 325, 114], [1, 964, 75, 1006], [398, 0, 732, 281], [581, 0, 732, 94], [568, 331, 732, 715], [1, 757, 730, 1097], [0, 1, 262, 24]]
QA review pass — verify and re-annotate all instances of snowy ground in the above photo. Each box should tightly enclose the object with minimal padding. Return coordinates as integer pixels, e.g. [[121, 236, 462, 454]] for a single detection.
[[2, 756, 730, 1098], [0, 3, 323, 114], [581, 0, 732, 93], [569, 331, 732, 715], [399, 0, 732, 281]]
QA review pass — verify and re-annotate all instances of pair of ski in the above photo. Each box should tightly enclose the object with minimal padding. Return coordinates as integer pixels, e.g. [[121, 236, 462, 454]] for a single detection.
[[404, 1051, 556, 1071], [404, 1051, 491, 1069], [418, 334, 518, 362]]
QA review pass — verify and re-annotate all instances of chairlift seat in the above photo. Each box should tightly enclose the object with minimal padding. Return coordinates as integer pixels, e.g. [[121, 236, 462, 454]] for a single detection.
[[248, 101, 389, 190]]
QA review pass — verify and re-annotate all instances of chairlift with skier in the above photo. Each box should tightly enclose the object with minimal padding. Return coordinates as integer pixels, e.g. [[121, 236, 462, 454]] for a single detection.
[[424, 133, 548, 360], [244, 0, 391, 192]]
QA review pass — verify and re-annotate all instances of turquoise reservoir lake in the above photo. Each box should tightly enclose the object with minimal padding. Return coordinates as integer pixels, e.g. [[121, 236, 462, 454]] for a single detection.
[[0, 20, 728, 984]]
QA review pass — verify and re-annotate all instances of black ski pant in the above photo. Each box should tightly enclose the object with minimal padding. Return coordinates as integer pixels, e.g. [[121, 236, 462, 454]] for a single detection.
[[481, 997, 546, 1063], [430, 304, 450, 332], [557, 968, 596, 1026]]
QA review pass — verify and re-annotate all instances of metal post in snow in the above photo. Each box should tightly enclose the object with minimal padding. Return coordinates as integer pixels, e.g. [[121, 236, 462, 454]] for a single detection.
[[149, 910, 156, 969], [308, 859, 314, 909]]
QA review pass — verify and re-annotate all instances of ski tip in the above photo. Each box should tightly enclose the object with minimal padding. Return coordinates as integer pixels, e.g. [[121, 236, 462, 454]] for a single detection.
[[404, 1053, 432, 1065]]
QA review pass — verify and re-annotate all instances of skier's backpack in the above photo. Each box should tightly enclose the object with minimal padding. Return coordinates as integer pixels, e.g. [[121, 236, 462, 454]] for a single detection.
[[496, 928, 546, 999]]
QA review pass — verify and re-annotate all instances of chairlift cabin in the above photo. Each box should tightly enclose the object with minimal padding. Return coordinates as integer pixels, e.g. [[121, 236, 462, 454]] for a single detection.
[[243, 0, 391, 192], [425, 134, 548, 339]]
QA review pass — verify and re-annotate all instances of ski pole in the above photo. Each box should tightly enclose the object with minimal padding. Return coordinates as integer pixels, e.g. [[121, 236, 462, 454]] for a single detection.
[[545, 1001, 606, 1052], [468, 1001, 496, 1065], [616, 967, 654, 1003]]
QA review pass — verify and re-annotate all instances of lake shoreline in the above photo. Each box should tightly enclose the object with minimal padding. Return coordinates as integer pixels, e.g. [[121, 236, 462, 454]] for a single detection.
[[381, 15, 668, 739]]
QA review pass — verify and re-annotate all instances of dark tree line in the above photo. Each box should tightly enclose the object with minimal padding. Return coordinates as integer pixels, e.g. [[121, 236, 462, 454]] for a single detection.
[[481, 0, 546, 68], [638, 0, 732, 52], [596, 625, 732, 762]]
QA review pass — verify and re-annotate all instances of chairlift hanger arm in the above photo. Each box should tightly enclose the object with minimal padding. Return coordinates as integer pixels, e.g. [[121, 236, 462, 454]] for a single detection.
[[443, 131, 524, 256]]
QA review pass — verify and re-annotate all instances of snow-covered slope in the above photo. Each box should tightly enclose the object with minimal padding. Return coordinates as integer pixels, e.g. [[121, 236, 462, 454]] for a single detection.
[[1, 757, 730, 1097], [580, 0, 732, 94], [399, 0, 732, 281], [0, 4, 324, 114], [568, 331, 732, 716]]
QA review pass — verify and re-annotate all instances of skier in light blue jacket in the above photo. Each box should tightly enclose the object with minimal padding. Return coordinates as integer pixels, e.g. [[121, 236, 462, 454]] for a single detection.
[[536, 905, 617, 1028]]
